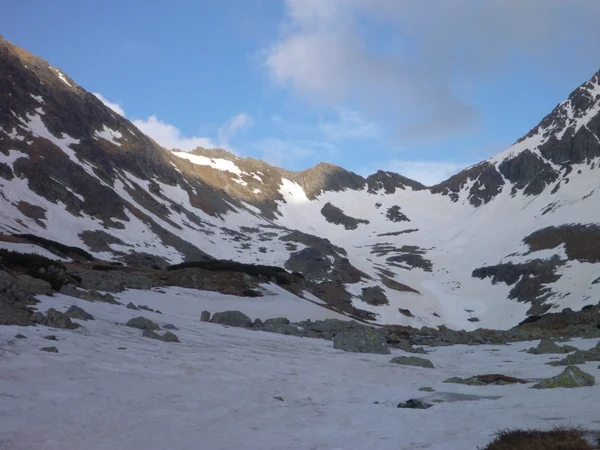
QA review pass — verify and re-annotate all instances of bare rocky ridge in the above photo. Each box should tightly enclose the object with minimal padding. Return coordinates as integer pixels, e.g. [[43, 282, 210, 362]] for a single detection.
[[431, 69, 600, 206], [366, 170, 426, 193], [0, 36, 221, 261], [430, 162, 505, 206]]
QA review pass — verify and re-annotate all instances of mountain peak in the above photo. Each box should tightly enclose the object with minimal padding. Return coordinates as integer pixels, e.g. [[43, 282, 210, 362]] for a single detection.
[[366, 170, 426, 194]]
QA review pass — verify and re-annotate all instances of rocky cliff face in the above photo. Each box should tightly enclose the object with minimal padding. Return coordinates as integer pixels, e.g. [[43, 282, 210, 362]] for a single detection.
[[1, 36, 599, 330], [431, 70, 600, 206]]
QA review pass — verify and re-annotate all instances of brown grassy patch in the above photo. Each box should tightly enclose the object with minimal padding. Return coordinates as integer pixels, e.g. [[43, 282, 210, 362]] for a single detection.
[[380, 275, 420, 293], [475, 374, 528, 384], [16, 201, 46, 220], [482, 427, 595, 450], [0, 234, 30, 244]]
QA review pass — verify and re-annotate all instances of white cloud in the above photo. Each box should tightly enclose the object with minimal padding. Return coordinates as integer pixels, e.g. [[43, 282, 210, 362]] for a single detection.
[[217, 113, 253, 147], [265, 0, 600, 142], [132, 115, 217, 151], [360, 160, 469, 187], [319, 109, 381, 141], [92, 93, 251, 152], [251, 137, 336, 169], [93, 93, 125, 117]]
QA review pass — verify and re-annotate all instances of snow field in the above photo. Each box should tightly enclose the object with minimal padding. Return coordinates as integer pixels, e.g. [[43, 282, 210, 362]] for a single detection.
[[0, 289, 598, 450]]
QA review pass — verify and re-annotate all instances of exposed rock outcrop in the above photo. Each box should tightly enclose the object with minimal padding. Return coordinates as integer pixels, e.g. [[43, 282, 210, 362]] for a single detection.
[[532, 366, 595, 389], [390, 356, 434, 368], [0, 270, 39, 326], [211, 310, 253, 328], [320, 202, 369, 230], [333, 327, 390, 354]]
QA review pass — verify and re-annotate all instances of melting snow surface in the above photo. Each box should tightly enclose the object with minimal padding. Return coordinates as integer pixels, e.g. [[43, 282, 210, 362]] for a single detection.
[[1, 150, 29, 167], [4, 128, 26, 142], [0, 290, 598, 450], [29, 94, 44, 103], [53, 69, 72, 87], [94, 125, 123, 146], [172, 151, 243, 175]]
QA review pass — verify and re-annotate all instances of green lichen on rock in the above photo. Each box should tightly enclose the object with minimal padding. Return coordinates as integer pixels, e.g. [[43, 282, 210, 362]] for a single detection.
[[126, 316, 160, 331], [527, 338, 569, 355], [390, 356, 434, 368], [333, 327, 390, 354], [33, 308, 80, 329], [532, 366, 595, 389]]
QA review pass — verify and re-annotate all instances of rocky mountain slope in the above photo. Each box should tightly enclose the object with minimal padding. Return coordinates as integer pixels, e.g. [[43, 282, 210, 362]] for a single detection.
[[1, 36, 599, 330]]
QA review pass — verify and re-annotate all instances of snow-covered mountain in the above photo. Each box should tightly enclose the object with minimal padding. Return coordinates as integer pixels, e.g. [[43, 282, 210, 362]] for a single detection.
[[1, 37, 599, 331]]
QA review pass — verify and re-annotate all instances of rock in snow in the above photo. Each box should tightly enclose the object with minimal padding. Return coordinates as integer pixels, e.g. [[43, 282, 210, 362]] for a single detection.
[[333, 327, 390, 355], [126, 317, 160, 331], [210, 311, 252, 328], [532, 366, 595, 389], [65, 305, 94, 321], [397, 399, 433, 409], [390, 356, 434, 369]]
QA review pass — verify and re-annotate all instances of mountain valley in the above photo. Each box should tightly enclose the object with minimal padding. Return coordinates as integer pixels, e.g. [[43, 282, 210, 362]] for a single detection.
[[2, 36, 600, 331]]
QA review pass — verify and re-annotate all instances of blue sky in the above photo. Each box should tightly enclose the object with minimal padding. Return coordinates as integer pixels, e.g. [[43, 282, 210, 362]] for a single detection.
[[3, 0, 600, 185]]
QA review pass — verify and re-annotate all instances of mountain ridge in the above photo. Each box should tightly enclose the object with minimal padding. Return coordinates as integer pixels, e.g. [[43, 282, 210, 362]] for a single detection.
[[1, 36, 600, 331]]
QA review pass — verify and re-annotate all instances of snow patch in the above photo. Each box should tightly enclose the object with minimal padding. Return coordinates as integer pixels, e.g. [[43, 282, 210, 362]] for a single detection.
[[278, 178, 309, 205], [29, 94, 44, 103], [172, 151, 243, 175], [50, 67, 72, 87], [1, 149, 29, 167], [16, 113, 80, 163], [94, 125, 123, 146]]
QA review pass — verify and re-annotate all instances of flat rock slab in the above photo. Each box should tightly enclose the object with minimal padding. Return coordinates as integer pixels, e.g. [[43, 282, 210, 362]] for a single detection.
[[390, 356, 434, 368], [428, 392, 503, 403], [444, 374, 528, 386], [397, 399, 433, 409], [40, 346, 58, 353]]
